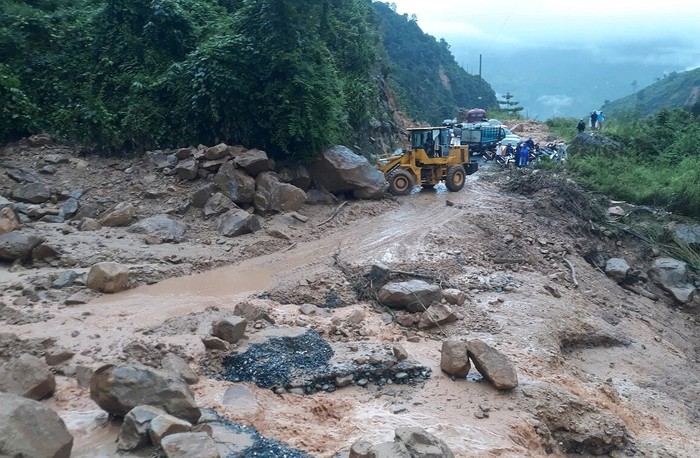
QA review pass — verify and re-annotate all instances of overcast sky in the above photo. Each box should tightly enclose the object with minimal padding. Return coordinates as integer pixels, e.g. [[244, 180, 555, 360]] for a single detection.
[[388, 0, 700, 70]]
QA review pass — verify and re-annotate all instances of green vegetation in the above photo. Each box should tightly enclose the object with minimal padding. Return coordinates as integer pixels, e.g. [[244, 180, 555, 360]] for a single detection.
[[603, 67, 700, 119], [566, 108, 700, 218], [1, 0, 496, 160], [372, 2, 497, 125]]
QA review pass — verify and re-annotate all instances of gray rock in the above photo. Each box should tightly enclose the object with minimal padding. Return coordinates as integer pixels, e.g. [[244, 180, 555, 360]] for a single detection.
[[128, 214, 187, 243], [52, 270, 78, 288], [86, 261, 130, 293], [368, 441, 411, 458], [59, 197, 79, 219], [234, 148, 272, 176], [13, 182, 51, 203], [277, 165, 312, 191], [175, 158, 198, 180], [467, 339, 518, 390], [605, 258, 630, 283], [377, 280, 442, 313], [98, 202, 137, 227], [253, 171, 306, 215], [0, 353, 56, 400], [65, 291, 93, 305], [233, 302, 274, 323], [349, 440, 372, 458], [79, 217, 102, 231], [395, 427, 455, 458], [442, 288, 466, 305], [214, 162, 256, 204], [149, 414, 192, 446], [90, 364, 201, 423], [117, 405, 167, 451], [0, 231, 44, 261], [418, 302, 457, 329], [440, 340, 470, 378], [161, 353, 199, 385], [161, 432, 221, 458], [311, 145, 388, 199], [214, 209, 261, 237], [204, 192, 236, 219], [204, 143, 230, 160], [0, 392, 73, 458], [191, 183, 218, 208], [648, 257, 696, 303], [211, 317, 247, 344]]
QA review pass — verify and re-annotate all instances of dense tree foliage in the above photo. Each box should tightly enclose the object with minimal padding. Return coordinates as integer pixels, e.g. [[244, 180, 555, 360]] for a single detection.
[[372, 2, 497, 125], [1, 0, 495, 159]]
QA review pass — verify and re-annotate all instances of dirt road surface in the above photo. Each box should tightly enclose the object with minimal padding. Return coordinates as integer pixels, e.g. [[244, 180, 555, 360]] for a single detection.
[[1, 136, 699, 457]]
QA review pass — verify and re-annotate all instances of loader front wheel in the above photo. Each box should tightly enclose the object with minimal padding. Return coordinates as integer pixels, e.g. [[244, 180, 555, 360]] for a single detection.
[[445, 165, 466, 192], [388, 169, 414, 196]]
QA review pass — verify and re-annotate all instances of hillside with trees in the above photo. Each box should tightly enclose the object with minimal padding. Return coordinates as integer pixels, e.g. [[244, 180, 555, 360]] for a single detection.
[[602, 67, 700, 119], [0, 0, 496, 159], [372, 2, 497, 125]]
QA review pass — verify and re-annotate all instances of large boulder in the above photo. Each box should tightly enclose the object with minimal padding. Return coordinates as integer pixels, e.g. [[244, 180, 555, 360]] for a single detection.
[[174, 158, 198, 180], [0, 353, 56, 400], [234, 148, 272, 176], [648, 257, 696, 304], [90, 364, 201, 423], [467, 339, 518, 390], [440, 340, 470, 378], [86, 261, 130, 293], [13, 182, 51, 203], [277, 164, 312, 191], [394, 427, 455, 458], [0, 392, 73, 458], [214, 209, 261, 237], [605, 258, 630, 283], [211, 317, 248, 344], [377, 280, 442, 313], [127, 214, 187, 243], [0, 230, 44, 261], [567, 133, 624, 157], [214, 162, 256, 204], [253, 172, 306, 215], [311, 145, 388, 199]]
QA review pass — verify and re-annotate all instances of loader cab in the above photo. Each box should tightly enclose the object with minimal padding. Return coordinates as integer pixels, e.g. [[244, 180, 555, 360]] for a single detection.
[[410, 127, 450, 157]]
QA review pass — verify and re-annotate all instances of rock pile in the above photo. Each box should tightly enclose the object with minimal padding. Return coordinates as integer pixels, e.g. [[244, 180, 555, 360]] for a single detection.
[[439, 338, 518, 390], [349, 427, 455, 458]]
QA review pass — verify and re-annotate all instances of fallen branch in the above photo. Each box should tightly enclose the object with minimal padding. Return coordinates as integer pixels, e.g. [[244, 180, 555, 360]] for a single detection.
[[317, 201, 348, 227], [562, 257, 579, 288], [283, 242, 297, 252]]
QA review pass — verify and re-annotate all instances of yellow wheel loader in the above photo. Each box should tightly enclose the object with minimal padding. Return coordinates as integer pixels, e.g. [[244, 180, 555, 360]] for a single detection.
[[377, 127, 478, 196]]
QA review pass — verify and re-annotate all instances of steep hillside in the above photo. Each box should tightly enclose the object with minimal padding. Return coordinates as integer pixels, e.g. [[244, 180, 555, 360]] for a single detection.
[[1, 0, 497, 158], [603, 67, 700, 118], [373, 2, 498, 125]]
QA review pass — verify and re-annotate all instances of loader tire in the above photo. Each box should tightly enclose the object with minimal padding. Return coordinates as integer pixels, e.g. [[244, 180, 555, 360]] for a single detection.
[[445, 165, 466, 192], [388, 169, 414, 196]]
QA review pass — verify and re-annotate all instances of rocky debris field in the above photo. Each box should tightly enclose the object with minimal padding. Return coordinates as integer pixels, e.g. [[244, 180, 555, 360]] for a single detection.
[[1, 129, 700, 458]]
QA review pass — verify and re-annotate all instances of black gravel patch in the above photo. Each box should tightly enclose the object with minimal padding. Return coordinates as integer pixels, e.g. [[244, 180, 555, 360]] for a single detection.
[[212, 329, 432, 394], [220, 330, 334, 389], [322, 290, 344, 308], [200, 409, 313, 458]]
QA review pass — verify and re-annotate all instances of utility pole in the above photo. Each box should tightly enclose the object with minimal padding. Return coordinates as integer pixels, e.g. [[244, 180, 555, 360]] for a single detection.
[[479, 54, 482, 78]]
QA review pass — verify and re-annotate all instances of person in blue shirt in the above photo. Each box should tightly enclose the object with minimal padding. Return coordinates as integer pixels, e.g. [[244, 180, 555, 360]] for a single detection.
[[517, 142, 530, 168], [597, 111, 605, 130]]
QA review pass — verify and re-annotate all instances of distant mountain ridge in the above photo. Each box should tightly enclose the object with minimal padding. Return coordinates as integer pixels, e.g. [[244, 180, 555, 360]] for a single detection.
[[603, 67, 700, 118]]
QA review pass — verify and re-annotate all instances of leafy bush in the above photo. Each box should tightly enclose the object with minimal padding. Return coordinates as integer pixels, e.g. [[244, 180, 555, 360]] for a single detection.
[[567, 108, 700, 217]]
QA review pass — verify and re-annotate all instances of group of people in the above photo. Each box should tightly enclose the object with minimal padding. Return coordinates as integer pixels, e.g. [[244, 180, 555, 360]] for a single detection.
[[495, 137, 535, 167], [578, 110, 605, 133]]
